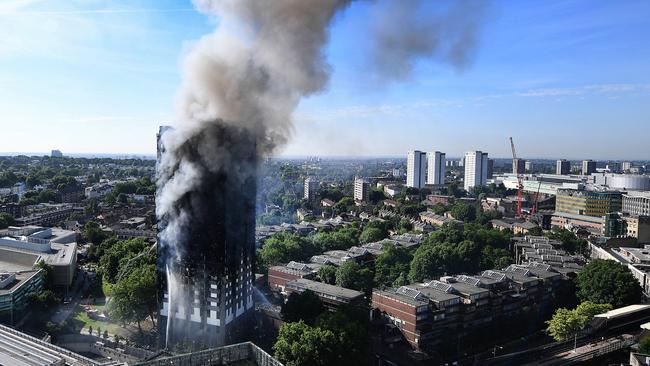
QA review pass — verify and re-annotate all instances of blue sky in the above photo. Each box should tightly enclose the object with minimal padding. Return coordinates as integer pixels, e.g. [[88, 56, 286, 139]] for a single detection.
[[1, 0, 649, 159]]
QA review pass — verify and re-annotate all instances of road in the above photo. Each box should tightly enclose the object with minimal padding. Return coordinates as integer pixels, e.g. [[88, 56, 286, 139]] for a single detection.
[[51, 269, 93, 324]]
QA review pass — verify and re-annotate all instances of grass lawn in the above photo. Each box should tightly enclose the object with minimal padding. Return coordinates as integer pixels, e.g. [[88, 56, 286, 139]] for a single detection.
[[68, 303, 132, 338]]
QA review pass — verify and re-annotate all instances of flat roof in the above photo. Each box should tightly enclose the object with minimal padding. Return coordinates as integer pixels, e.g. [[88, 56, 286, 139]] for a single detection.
[[593, 304, 650, 320], [287, 278, 364, 300], [0, 270, 40, 296]]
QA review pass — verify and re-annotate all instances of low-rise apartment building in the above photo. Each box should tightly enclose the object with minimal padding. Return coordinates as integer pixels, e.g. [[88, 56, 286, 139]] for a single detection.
[[285, 278, 365, 310]]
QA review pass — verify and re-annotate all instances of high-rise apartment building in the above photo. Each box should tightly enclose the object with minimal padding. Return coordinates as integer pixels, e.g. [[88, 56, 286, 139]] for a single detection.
[[622, 161, 633, 172], [464, 151, 488, 191], [525, 160, 533, 172], [354, 178, 370, 202], [406, 151, 427, 188], [304, 177, 318, 201], [582, 160, 597, 175], [487, 158, 494, 179], [512, 158, 525, 175], [556, 160, 571, 175], [426, 151, 446, 185], [157, 126, 255, 349]]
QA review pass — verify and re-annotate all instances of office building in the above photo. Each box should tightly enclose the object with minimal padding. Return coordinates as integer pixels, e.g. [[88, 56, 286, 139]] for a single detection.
[[303, 177, 318, 201], [354, 178, 371, 202], [624, 192, 650, 217], [0, 269, 43, 325], [406, 151, 427, 188], [426, 151, 446, 185], [464, 151, 488, 191], [556, 159, 571, 175], [582, 160, 597, 175], [513, 158, 525, 174], [555, 188, 622, 217]]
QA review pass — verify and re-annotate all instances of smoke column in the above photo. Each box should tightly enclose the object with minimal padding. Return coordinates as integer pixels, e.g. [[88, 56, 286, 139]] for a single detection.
[[156, 0, 488, 348]]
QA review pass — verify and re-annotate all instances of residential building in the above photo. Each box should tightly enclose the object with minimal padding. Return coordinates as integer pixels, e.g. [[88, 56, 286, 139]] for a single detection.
[[50, 149, 63, 158], [419, 211, 464, 230], [487, 158, 494, 179], [321, 198, 335, 207], [426, 151, 446, 185], [407, 151, 427, 188], [268, 261, 319, 293], [426, 194, 454, 206], [555, 188, 622, 217], [623, 161, 633, 172], [354, 178, 371, 202], [582, 160, 597, 175], [383, 184, 401, 197], [0, 203, 22, 218], [371, 262, 572, 353], [14, 204, 74, 226], [525, 160, 534, 172], [284, 278, 365, 310], [303, 177, 318, 201], [513, 158, 525, 175], [556, 159, 571, 175], [464, 151, 488, 191]]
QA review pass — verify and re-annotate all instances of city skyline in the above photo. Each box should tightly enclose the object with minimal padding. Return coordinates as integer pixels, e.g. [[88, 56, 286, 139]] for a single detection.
[[1, 0, 650, 159]]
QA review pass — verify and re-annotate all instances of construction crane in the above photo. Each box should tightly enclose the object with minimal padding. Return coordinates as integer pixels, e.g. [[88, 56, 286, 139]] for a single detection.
[[509, 137, 524, 217]]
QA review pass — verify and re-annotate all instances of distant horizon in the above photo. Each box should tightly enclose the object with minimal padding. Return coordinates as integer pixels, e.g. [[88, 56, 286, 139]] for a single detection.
[[0, 151, 648, 163]]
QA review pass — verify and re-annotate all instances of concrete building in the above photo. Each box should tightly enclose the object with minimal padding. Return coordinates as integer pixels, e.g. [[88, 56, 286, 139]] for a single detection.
[[555, 188, 622, 217], [464, 151, 488, 191], [513, 158, 525, 175], [14, 204, 74, 227], [0, 268, 43, 325], [556, 159, 571, 175], [284, 278, 365, 310], [406, 151, 427, 188], [426, 151, 446, 185], [487, 158, 494, 179], [582, 160, 597, 175], [624, 192, 650, 216], [354, 178, 371, 202], [525, 160, 534, 172], [50, 149, 63, 158], [0, 226, 77, 287], [551, 212, 605, 233], [623, 161, 633, 172], [303, 177, 318, 201]]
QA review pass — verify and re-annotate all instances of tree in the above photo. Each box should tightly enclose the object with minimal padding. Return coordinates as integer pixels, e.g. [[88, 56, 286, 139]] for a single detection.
[[576, 259, 642, 308], [109, 264, 157, 331], [546, 302, 612, 342], [374, 245, 412, 286], [259, 233, 317, 268], [546, 308, 584, 342], [88, 326, 93, 335], [84, 221, 108, 245], [281, 290, 325, 325], [359, 227, 386, 244], [547, 229, 586, 254], [335, 261, 373, 293], [103, 330, 109, 340], [451, 203, 476, 222], [317, 265, 337, 285], [273, 321, 338, 366], [409, 243, 459, 282], [0, 213, 15, 229], [35, 260, 55, 291], [640, 336, 650, 355]]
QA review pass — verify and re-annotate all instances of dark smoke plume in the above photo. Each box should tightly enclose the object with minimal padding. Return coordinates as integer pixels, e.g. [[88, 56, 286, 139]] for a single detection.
[[370, 0, 488, 80]]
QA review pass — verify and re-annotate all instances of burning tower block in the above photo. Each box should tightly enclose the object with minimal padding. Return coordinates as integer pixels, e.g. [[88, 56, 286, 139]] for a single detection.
[[156, 124, 256, 349]]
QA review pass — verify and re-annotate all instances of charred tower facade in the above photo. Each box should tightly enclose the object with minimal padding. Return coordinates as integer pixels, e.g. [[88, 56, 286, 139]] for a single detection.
[[156, 125, 256, 349]]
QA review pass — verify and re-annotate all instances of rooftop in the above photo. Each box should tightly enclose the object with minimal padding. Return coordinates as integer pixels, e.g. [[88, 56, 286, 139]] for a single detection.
[[286, 278, 364, 301]]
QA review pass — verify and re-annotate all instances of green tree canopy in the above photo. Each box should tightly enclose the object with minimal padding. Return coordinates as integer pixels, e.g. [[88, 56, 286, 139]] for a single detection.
[[335, 261, 373, 294], [374, 245, 412, 287], [317, 265, 337, 285], [546, 302, 612, 341], [640, 336, 650, 355], [451, 202, 477, 222], [281, 290, 325, 325], [0, 213, 15, 229], [109, 264, 157, 331], [273, 321, 338, 366], [359, 227, 386, 244], [576, 259, 642, 308]]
